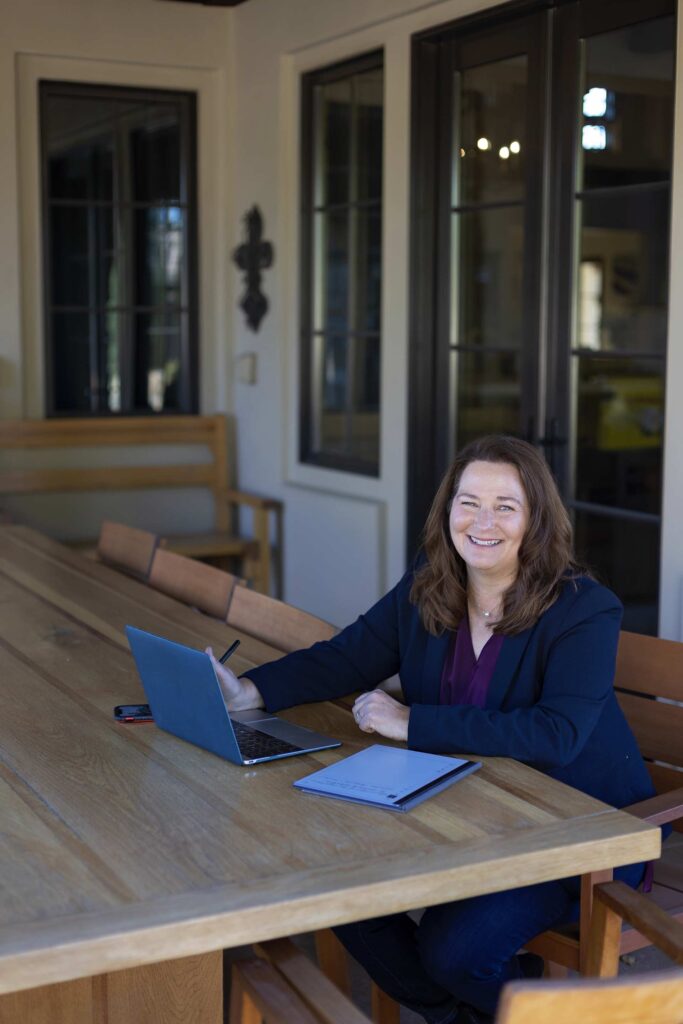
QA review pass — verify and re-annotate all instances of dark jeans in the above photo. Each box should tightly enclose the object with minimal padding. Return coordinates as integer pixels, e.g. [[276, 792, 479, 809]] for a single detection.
[[333, 862, 645, 1024]]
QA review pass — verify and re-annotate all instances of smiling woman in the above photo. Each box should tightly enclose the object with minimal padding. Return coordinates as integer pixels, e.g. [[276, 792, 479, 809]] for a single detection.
[[209, 434, 656, 1024]]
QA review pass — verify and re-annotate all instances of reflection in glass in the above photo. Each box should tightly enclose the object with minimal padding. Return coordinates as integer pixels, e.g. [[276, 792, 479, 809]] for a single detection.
[[52, 312, 93, 412], [356, 210, 381, 333], [456, 56, 527, 206], [132, 109, 182, 202], [102, 312, 123, 412], [574, 354, 663, 515], [134, 312, 182, 412], [135, 207, 184, 308], [45, 95, 118, 200], [574, 509, 659, 634], [319, 335, 348, 455], [579, 17, 674, 191], [576, 188, 670, 353], [355, 69, 383, 202], [50, 207, 89, 306], [317, 210, 349, 334], [456, 350, 521, 446], [453, 206, 524, 348], [50, 206, 119, 310], [314, 80, 351, 207]]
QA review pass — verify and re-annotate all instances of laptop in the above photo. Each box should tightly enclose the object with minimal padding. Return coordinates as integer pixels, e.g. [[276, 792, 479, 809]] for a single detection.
[[125, 625, 341, 765]]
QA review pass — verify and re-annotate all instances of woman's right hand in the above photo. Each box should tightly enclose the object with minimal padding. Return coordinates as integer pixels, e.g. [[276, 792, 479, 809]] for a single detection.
[[206, 647, 265, 712]]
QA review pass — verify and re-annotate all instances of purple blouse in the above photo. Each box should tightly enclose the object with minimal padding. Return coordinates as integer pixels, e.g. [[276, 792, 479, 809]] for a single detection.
[[439, 613, 503, 708]]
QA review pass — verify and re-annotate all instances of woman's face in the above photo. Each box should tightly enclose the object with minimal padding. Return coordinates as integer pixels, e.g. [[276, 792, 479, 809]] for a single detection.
[[449, 460, 529, 582]]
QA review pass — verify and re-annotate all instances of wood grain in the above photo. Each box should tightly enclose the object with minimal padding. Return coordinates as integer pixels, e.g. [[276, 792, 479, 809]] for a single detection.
[[496, 970, 683, 1024], [0, 953, 222, 1024], [0, 525, 661, 1001]]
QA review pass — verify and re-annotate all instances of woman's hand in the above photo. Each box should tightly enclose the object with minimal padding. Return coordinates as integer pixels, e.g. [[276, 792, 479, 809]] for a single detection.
[[206, 647, 264, 712], [352, 689, 410, 742]]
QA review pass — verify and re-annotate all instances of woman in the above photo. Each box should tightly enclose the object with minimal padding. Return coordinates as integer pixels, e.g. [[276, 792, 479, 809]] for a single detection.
[[210, 435, 654, 1024]]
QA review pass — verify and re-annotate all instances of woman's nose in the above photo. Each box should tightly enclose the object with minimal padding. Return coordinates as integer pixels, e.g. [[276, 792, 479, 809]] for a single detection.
[[473, 507, 496, 529]]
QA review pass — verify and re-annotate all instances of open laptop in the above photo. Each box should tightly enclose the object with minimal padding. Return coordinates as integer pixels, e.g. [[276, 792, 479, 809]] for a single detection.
[[125, 625, 341, 765]]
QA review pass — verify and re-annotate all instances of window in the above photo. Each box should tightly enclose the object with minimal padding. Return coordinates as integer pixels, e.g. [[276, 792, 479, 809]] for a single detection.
[[40, 81, 198, 416], [300, 53, 384, 475]]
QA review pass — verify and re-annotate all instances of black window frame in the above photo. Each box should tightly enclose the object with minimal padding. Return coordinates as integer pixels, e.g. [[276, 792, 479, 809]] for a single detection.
[[40, 79, 199, 418], [299, 50, 384, 476]]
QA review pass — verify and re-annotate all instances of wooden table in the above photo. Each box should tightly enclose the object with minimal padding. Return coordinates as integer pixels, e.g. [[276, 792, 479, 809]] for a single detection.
[[0, 525, 661, 1023]]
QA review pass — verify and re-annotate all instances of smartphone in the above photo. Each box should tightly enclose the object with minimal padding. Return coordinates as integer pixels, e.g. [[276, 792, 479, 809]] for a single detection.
[[114, 703, 154, 723]]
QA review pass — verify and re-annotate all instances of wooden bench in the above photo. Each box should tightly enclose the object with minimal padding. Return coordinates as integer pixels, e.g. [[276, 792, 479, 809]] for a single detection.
[[0, 415, 282, 594]]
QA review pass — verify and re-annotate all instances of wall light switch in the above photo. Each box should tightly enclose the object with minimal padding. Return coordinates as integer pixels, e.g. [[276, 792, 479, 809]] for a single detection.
[[236, 352, 257, 385]]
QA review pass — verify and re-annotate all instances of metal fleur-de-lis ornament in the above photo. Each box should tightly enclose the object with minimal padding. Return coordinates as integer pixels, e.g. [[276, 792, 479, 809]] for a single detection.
[[232, 205, 274, 332]]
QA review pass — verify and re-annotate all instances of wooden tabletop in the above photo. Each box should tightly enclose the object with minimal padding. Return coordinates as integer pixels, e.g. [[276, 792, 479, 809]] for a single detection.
[[0, 525, 660, 997]]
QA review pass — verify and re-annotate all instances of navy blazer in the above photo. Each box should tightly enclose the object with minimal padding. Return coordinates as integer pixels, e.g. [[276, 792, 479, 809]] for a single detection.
[[246, 572, 655, 810]]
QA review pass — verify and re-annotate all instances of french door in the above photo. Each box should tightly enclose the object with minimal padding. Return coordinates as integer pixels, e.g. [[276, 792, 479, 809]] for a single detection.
[[409, 0, 675, 633]]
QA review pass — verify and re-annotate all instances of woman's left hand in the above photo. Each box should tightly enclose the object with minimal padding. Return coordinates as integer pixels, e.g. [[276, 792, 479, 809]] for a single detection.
[[352, 689, 410, 742]]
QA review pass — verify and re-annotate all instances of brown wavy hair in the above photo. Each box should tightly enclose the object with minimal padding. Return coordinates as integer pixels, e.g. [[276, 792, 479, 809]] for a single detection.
[[410, 435, 584, 636]]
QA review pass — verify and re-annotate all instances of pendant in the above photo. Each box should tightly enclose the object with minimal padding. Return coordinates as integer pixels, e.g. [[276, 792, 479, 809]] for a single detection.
[[482, 610, 491, 618]]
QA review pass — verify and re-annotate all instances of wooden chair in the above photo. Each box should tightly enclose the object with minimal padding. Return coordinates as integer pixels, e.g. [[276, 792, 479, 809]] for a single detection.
[[148, 547, 242, 621], [230, 938, 372, 1024], [499, 880, 683, 1024], [227, 587, 336, 653], [586, 879, 683, 976], [96, 520, 158, 579], [526, 630, 683, 974]]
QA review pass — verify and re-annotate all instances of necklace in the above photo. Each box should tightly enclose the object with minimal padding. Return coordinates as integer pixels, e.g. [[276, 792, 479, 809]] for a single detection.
[[469, 596, 500, 621]]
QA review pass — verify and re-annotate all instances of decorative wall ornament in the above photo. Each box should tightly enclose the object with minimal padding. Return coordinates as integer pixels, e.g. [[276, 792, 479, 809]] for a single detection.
[[232, 205, 274, 332]]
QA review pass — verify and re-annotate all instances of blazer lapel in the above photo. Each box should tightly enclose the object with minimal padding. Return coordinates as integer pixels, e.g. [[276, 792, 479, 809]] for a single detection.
[[486, 628, 534, 710], [420, 630, 452, 705]]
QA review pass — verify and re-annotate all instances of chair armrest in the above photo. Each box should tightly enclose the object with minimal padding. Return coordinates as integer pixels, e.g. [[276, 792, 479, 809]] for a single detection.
[[225, 488, 282, 511], [624, 787, 683, 826], [594, 881, 683, 964]]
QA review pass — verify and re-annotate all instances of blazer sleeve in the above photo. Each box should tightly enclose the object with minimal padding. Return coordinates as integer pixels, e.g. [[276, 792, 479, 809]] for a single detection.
[[241, 573, 407, 712], [408, 583, 623, 769]]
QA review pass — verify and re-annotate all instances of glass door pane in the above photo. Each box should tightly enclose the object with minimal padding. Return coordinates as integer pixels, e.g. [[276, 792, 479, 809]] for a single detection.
[[568, 13, 674, 632], [449, 37, 539, 458]]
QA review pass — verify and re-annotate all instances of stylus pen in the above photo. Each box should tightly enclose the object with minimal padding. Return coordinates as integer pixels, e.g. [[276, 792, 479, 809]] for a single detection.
[[219, 639, 240, 664]]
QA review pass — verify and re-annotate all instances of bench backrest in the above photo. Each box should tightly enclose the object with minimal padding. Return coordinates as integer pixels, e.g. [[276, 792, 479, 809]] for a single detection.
[[0, 415, 231, 531], [615, 630, 683, 801]]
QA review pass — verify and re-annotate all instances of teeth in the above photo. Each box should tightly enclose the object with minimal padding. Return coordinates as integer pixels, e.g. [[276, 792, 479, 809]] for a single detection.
[[468, 536, 502, 547]]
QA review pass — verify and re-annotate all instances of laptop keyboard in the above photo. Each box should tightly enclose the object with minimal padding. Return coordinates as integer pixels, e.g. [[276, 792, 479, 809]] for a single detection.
[[231, 720, 302, 760]]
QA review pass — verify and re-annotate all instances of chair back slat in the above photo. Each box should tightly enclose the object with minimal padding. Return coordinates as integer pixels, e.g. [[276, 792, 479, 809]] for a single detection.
[[616, 631, 683, 703], [617, 692, 683, 770], [149, 548, 238, 620], [496, 970, 683, 1024], [648, 762, 683, 799], [97, 520, 158, 579], [227, 588, 335, 653]]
